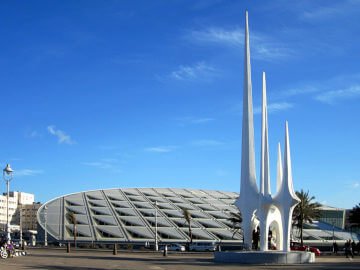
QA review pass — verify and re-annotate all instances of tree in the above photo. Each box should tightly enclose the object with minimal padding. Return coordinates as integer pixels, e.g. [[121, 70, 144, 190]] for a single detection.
[[348, 203, 360, 227], [66, 212, 77, 249], [292, 189, 321, 246], [182, 208, 192, 248], [228, 212, 242, 239]]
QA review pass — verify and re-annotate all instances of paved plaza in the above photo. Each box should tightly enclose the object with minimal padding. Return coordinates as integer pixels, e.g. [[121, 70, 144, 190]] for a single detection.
[[0, 248, 359, 270]]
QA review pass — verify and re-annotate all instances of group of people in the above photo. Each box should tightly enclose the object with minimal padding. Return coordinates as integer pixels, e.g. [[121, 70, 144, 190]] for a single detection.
[[333, 240, 360, 258], [343, 239, 359, 258], [252, 227, 275, 250]]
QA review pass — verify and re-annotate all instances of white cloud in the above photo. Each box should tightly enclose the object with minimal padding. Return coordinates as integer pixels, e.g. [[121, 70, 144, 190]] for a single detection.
[[344, 181, 360, 189], [282, 86, 320, 97], [177, 117, 215, 126], [26, 130, 42, 139], [47, 125, 75, 144], [82, 162, 112, 169], [187, 27, 292, 60], [15, 169, 44, 177], [82, 158, 121, 172], [145, 146, 176, 153], [192, 139, 224, 146], [315, 85, 360, 104], [302, 7, 340, 20], [301, 1, 360, 21], [353, 182, 359, 189], [170, 62, 218, 81], [189, 27, 242, 46], [254, 102, 294, 114], [191, 117, 214, 124]]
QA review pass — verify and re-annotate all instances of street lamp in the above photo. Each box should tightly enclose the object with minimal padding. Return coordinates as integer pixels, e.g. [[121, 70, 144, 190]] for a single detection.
[[155, 201, 158, 251], [44, 206, 48, 246], [19, 204, 23, 247], [3, 164, 14, 244]]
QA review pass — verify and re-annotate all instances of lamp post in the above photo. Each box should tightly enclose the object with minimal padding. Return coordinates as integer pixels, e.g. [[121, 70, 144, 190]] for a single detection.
[[155, 201, 158, 251], [19, 205, 23, 247], [44, 206, 48, 247], [3, 164, 14, 244]]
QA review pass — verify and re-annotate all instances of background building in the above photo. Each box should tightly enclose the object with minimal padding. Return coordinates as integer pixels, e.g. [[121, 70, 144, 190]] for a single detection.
[[318, 205, 346, 229], [0, 191, 40, 243]]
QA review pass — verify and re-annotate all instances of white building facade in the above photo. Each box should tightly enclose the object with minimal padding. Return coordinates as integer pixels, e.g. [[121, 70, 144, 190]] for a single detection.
[[0, 191, 35, 233]]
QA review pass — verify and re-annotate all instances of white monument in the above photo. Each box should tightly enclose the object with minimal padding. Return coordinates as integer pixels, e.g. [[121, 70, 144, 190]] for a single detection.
[[215, 11, 314, 264]]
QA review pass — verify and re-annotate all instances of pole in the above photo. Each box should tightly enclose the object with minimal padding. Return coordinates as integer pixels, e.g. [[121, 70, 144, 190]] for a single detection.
[[155, 201, 158, 251], [20, 205, 23, 247], [113, 243, 117, 255], [6, 179, 10, 244], [44, 206, 48, 247], [3, 164, 14, 245]]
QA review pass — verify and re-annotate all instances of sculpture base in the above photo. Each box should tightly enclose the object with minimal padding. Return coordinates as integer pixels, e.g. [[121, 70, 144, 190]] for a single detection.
[[214, 251, 315, 264]]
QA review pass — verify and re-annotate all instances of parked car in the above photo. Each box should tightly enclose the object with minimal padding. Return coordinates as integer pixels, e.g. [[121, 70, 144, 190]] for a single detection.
[[159, 243, 185, 252], [189, 242, 217, 252], [290, 242, 321, 256]]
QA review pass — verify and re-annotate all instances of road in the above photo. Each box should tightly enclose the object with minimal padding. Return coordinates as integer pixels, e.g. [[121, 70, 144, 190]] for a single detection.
[[0, 248, 359, 270]]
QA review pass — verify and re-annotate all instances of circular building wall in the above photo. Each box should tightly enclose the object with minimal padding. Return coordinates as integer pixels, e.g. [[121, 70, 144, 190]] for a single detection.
[[37, 188, 243, 244]]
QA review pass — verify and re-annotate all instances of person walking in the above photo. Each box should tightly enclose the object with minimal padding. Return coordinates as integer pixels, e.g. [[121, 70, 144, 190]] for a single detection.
[[351, 241, 356, 257], [252, 227, 260, 250], [333, 241, 338, 255], [345, 240, 350, 258], [345, 239, 354, 258]]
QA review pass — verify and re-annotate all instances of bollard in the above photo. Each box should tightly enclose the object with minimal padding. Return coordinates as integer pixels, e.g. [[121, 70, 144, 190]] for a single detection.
[[163, 245, 167, 257], [67, 242, 71, 253], [21, 240, 25, 251], [113, 244, 117, 255]]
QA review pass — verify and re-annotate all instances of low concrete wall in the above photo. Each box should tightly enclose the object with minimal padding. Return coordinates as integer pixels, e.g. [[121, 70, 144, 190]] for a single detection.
[[214, 251, 315, 264]]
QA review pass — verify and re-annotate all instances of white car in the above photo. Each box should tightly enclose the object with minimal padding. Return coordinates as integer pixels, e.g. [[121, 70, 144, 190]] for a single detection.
[[160, 243, 186, 252], [189, 242, 217, 251]]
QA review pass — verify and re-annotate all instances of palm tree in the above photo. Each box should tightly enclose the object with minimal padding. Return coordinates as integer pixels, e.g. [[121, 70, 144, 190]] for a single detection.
[[292, 190, 321, 246], [182, 208, 192, 249], [228, 212, 242, 239], [348, 203, 360, 228], [66, 212, 77, 249]]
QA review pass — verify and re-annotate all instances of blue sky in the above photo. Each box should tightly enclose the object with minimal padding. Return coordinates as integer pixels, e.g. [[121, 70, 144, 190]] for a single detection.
[[0, 0, 359, 209]]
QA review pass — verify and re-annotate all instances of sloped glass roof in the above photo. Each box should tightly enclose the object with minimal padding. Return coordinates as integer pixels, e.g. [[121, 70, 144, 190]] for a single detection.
[[38, 188, 242, 243]]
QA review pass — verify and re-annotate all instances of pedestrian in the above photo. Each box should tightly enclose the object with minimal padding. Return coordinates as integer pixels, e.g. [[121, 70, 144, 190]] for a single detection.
[[345, 240, 350, 258], [351, 241, 356, 257], [252, 226, 260, 250], [268, 229, 273, 250], [346, 239, 354, 258], [333, 241, 338, 254]]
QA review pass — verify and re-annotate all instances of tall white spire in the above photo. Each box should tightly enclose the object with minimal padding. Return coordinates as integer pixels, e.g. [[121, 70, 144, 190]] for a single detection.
[[276, 142, 283, 194], [274, 121, 300, 251], [240, 10, 257, 194], [283, 121, 299, 201], [236, 10, 259, 250], [260, 71, 271, 196]]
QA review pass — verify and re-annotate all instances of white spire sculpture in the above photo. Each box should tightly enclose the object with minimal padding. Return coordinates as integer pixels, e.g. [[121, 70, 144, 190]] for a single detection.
[[235, 11, 300, 252], [235, 10, 259, 250], [276, 143, 283, 194]]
